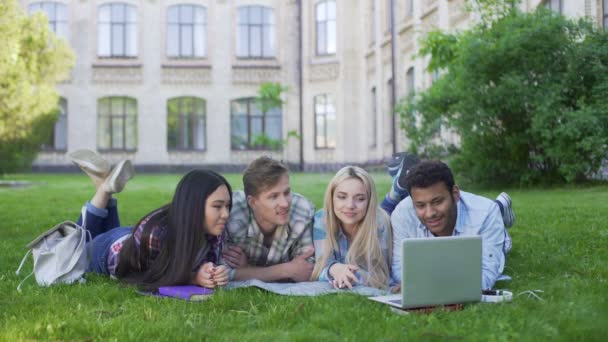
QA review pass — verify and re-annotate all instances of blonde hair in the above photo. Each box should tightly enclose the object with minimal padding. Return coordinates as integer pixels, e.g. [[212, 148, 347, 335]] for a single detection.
[[311, 166, 392, 289]]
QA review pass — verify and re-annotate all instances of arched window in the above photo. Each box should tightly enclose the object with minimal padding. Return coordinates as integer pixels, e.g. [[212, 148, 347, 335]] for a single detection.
[[314, 94, 336, 149], [231, 98, 282, 150], [28, 1, 68, 39], [167, 4, 207, 58], [315, 0, 336, 55], [97, 96, 137, 150], [98, 3, 137, 57], [167, 97, 206, 150], [42, 97, 67, 151], [237, 6, 275, 58]]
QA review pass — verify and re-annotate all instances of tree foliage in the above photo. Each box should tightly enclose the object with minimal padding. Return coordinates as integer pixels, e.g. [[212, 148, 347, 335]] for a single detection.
[[0, 0, 74, 173], [399, 8, 608, 184]]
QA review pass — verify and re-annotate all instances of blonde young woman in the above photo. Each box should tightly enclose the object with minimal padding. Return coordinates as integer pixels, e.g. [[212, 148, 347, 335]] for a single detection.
[[311, 166, 394, 290]]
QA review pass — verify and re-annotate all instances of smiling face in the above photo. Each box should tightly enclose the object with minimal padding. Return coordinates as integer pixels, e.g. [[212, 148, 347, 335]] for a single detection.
[[204, 185, 231, 236], [410, 182, 460, 237], [332, 177, 369, 233], [247, 173, 292, 234]]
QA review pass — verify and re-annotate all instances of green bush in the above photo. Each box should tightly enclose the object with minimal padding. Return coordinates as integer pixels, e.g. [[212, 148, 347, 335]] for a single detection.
[[399, 7, 608, 185]]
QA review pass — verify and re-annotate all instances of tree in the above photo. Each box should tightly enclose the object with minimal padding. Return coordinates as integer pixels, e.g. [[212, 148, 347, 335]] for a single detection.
[[0, 0, 74, 173], [399, 6, 608, 184], [250, 82, 292, 150]]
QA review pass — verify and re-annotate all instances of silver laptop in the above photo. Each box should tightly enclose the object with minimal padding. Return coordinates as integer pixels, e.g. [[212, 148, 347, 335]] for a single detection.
[[370, 235, 482, 309]]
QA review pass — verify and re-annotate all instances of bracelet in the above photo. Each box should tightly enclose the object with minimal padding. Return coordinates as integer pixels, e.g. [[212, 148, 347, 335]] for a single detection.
[[326, 261, 339, 281]]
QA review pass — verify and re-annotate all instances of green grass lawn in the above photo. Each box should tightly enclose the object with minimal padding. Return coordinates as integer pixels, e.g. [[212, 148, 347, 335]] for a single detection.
[[1, 173, 607, 341]]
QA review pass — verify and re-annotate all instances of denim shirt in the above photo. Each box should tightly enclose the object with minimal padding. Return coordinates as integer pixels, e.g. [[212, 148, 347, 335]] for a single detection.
[[312, 208, 395, 286], [390, 191, 509, 290]]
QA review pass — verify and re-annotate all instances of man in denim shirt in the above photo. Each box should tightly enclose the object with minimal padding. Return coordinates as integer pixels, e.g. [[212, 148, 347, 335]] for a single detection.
[[390, 160, 512, 290]]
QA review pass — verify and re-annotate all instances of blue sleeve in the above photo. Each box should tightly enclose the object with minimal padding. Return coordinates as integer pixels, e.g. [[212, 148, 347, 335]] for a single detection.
[[390, 202, 413, 283], [313, 209, 338, 281], [479, 203, 506, 290]]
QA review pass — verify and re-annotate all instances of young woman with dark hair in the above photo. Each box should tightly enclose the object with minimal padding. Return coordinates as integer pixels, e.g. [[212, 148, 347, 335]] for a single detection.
[[69, 150, 232, 290]]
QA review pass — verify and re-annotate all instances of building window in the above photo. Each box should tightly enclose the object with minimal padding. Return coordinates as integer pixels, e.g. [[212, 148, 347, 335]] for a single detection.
[[385, 78, 394, 144], [369, 0, 375, 45], [98, 3, 137, 57], [406, 0, 414, 17], [28, 2, 68, 39], [604, 0, 608, 28], [97, 97, 137, 150], [370, 87, 377, 148], [544, 0, 562, 13], [167, 5, 206, 58], [315, 0, 336, 55], [42, 98, 67, 151], [167, 97, 206, 151], [385, 0, 392, 32], [237, 6, 275, 58], [406, 67, 415, 97], [231, 98, 282, 150], [314, 94, 336, 149]]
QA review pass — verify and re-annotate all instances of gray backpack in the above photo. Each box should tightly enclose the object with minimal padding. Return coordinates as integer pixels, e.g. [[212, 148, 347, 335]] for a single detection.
[[16, 212, 90, 291]]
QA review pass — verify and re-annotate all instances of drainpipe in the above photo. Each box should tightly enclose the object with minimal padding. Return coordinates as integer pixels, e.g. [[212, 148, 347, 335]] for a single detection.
[[297, 0, 304, 171], [390, 0, 398, 155]]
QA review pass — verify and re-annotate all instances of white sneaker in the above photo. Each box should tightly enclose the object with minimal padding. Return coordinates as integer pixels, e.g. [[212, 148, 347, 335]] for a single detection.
[[68, 149, 111, 178], [496, 192, 515, 228], [103, 160, 135, 194]]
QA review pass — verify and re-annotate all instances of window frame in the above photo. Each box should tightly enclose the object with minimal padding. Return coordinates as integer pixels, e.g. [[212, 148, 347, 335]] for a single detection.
[[166, 4, 207, 58], [41, 97, 68, 151], [544, 0, 562, 13], [167, 96, 207, 151], [314, 94, 336, 150], [315, 0, 337, 56], [28, 1, 69, 40], [97, 3, 138, 58], [604, 0, 608, 28], [97, 96, 138, 152], [406, 0, 414, 18], [230, 98, 282, 151], [369, 87, 377, 148], [236, 5, 275, 59], [369, 0, 375, 46]]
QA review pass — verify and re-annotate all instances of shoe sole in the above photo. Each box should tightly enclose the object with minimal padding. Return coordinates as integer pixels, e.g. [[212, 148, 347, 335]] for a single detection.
[[69, 149, 110, 177], [498, 192, 515, 228], [105, 160, 135, 193]]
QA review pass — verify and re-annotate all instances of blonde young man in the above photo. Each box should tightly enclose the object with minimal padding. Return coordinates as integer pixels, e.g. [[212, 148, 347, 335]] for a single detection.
[[222, 157, 316, 282]]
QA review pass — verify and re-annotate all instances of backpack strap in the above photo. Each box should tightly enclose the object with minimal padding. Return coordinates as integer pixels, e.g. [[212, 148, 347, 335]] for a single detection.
[[15, 249, 34, 292]]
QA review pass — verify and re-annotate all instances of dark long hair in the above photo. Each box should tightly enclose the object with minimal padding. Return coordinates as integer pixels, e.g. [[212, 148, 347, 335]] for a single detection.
[[115, 169, 232, 290]]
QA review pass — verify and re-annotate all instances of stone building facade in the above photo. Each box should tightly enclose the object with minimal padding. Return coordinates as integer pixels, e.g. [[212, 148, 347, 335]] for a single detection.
[[20, 0, 605, 171]]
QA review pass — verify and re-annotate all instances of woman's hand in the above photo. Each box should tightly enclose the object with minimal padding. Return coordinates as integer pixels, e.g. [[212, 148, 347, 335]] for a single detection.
[[329, 263, 359, 289], [213, 265, 229, 286], [194, 262, 216, 288]]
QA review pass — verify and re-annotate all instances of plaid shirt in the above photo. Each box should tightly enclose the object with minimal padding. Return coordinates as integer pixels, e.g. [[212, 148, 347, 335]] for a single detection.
[[107, 208, 166, 276], [224, 191, 315, 272], [107, 209, 225, 276], [312, 208, 394, 286]]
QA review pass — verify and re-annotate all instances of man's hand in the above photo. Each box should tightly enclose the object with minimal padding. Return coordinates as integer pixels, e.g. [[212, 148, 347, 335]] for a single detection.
[[286, 247, 315, 282], [194, 262, 216, 288], [222, 245, 248, 269], [329, 263, 359, 289]]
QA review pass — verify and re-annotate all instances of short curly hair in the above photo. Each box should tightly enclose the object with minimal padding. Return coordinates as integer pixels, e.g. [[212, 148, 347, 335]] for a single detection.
[[403, 160, 455, 194]]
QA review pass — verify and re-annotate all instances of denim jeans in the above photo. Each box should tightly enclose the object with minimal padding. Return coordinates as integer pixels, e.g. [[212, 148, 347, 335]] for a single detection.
[[78, 199, 132, 275]]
